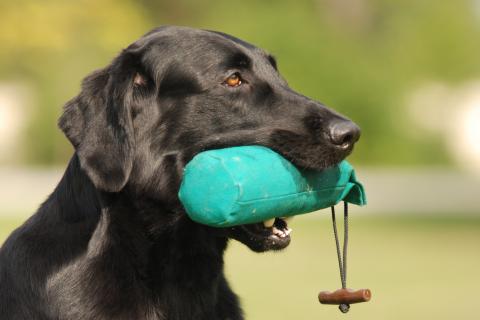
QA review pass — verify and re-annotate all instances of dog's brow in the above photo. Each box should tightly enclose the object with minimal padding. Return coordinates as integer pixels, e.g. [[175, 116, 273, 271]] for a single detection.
[[267, 54, 278, 70], [225, 52, 252, 70]]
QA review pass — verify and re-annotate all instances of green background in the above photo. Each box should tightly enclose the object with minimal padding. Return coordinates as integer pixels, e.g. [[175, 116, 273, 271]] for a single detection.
[[1, 0, 480, 166], [1, 1, 479, 319]]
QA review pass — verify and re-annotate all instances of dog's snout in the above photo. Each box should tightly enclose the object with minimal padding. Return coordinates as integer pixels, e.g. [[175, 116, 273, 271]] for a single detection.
[[327, 120, 361, 147]]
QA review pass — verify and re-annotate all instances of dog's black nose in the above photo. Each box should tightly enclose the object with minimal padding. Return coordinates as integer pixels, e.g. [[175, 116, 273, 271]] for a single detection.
[[327, 120, 361, 147]]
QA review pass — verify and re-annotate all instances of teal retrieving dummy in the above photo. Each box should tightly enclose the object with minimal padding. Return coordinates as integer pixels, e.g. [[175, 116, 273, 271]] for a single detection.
[[178, 146, 366, 227]]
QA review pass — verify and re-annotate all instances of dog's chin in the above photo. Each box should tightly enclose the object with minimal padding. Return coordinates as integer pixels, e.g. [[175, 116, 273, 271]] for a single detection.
[[228, 217, 292, 252]]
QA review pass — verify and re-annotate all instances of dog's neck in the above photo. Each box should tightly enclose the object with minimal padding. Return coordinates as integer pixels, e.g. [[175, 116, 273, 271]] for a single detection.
[[48, 155, 232, 317], [91, 190, 230, 286]]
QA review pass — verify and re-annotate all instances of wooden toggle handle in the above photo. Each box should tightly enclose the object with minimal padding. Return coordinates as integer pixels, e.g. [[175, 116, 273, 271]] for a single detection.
[[318, 288, 371, 305]]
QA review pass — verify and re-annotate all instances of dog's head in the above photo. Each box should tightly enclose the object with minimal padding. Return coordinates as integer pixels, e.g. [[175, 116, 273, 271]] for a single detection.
[[59, 26, 360, 252]]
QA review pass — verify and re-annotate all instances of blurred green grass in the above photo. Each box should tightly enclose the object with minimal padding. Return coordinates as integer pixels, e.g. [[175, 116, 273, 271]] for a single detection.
[[3, 0, 480, 167], [226, 214, 480, 320], [1, 213, 479, 319]]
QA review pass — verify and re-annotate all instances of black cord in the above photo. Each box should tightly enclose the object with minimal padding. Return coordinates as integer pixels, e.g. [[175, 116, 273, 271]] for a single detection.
[[331, 206, 344, 288], [331, 202, 350, 313], [343, 201, 349, 289]]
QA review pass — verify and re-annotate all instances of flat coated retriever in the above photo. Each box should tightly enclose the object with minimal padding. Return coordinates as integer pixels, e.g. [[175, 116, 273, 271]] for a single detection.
[[0, 26, 360, 319]]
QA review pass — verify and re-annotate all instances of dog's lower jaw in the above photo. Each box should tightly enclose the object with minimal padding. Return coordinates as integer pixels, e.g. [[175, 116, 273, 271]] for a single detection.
[[228, 223, 292, 252]]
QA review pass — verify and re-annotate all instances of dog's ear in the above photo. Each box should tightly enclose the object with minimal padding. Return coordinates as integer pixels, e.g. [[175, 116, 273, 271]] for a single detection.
[[58, 49, 150, 192]]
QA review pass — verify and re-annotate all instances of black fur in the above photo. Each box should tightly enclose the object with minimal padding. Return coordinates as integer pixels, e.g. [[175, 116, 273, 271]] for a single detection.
[[0, 26, 360, 319]]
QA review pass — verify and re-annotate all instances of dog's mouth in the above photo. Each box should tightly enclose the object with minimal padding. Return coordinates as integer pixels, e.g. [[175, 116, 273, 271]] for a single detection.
[[229, 217, 293, 252], [183, 133, 350, 252]]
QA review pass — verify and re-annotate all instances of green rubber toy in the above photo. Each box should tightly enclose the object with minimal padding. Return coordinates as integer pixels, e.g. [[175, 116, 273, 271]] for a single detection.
[[178, 146, 366, 227]]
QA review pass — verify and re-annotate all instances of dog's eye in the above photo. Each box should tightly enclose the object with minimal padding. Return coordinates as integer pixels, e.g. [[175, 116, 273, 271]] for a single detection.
[[224, 73, 242, 87]]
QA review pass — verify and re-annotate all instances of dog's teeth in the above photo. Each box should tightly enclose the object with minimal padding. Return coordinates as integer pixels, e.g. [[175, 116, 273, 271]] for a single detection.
[[263, 218, 275, 228]]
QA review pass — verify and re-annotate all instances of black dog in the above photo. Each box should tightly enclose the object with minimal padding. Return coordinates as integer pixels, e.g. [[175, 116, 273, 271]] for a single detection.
[[0, 26, 360, 319]]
